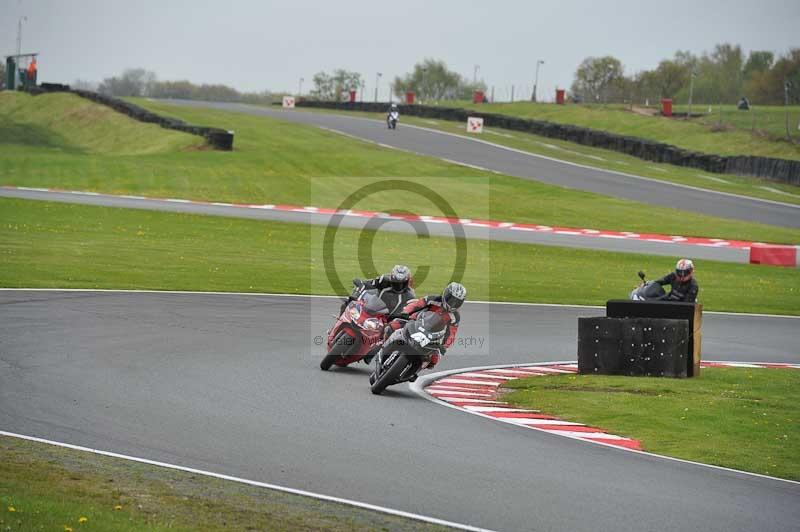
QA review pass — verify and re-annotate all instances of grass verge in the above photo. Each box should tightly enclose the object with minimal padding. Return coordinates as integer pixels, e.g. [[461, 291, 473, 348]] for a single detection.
[[296, 106, 800, 206], [672, 103, 800, 142], [0, 435, 452, 531], [2, 94, 799, 244], [2, 198, 798, 315], [501, 368, 800, 480]]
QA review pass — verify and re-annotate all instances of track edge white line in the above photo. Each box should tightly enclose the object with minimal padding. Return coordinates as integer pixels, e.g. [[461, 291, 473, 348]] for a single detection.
[[0, 430, 495, 532]]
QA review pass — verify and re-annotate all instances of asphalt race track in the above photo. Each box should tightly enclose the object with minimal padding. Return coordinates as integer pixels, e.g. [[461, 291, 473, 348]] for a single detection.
[[165, 100, 800, 229], [2, 290, 798, 532]]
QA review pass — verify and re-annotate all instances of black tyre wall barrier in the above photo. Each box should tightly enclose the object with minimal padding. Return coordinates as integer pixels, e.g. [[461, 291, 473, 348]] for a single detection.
[[28, 84, 234, 151], [296, 100, 799, 184], [577, 317, 690, 378], [606, 300, 703, 377]]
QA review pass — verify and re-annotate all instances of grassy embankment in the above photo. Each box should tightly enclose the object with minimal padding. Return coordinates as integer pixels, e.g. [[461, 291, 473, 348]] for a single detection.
[[442, 100, 800, 160], [294, 103, 800, 204], [2, 92, 799, 244], [668, 103, 800, 142], [0, 91, 202, 154], [503, 367, 800, 480]]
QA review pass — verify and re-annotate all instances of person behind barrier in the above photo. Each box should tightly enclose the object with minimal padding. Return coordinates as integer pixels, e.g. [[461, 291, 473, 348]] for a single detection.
[[655, 258, 699, 302], [27, 57, 37, 85]]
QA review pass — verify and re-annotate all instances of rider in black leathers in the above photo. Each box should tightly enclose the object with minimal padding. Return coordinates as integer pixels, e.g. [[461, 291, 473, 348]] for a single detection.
[[655, 258, 699, 302], [339, 264, 415, 318], [341, 265, 415, 364]]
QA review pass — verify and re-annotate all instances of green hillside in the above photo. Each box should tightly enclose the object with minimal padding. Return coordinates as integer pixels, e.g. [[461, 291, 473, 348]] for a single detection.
[[0, 91, 202, 154]]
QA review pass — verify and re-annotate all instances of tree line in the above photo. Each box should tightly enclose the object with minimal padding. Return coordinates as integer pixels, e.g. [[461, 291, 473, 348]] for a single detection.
[[312, 46, 798, 106], [310, 59, 486, 102], [571, 44, 800, 106], [84, 68, 277, 105], [13, 43, 795, 108]]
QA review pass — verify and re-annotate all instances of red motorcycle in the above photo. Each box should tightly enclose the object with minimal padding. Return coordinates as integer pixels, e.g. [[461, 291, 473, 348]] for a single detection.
[[320, 288, 390, 370]]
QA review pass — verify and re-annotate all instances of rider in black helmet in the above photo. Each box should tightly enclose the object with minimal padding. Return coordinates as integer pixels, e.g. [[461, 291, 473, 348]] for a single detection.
[[342, 264, 415, 318], [347, 265, 416, 365]]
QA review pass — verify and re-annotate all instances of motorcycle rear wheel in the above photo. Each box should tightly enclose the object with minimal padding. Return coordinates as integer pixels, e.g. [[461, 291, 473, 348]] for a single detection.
[[320, 331, 357, 371], [370, 353, 410, 395]]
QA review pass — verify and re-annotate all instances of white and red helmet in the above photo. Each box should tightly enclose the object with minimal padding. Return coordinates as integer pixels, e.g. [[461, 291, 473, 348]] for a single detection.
[[675, 259, 694, 282]]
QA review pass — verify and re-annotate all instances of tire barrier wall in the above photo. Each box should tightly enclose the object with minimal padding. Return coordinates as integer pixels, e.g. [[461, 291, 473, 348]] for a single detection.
[[577, 317, 690, 377], [30, 84, 234, 150], [606, 300, 703, 377], [295, 100, 799, 184]]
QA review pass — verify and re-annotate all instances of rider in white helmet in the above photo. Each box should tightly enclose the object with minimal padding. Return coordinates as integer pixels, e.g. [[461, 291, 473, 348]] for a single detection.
[[387, 103, 400, 129], [393, 281, 466, 369], [655, 259, 699, 302]]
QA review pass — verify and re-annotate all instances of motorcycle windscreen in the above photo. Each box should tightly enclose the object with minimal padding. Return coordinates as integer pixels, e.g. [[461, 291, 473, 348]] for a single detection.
[[642, 282, 666, 299], [361, 291, 389, 315], [415, 311, 447, 342]]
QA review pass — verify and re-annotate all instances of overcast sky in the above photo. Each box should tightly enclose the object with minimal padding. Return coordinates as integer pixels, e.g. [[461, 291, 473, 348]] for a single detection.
[[2, 0, 798, 101]]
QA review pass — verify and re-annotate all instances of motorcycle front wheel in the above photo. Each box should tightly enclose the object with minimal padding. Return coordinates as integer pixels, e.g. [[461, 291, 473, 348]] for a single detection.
[[320, 331, 356, 371], [370, 353, 410, 395]]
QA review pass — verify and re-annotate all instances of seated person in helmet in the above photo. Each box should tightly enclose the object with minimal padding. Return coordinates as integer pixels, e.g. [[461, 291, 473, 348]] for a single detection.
[[655, 259, 699, 302], [345, 264, 415, 318]]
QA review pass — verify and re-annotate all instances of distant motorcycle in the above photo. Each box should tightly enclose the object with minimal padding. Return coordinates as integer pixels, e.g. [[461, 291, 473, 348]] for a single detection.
[[629, 270, 666, 301], [369, 310, 446, 395], [387, 110, 399, 130], [320, 287, 390, 371]]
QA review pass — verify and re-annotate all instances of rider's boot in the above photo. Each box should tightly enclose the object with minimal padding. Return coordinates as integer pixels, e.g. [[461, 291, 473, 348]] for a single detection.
[[362, 345, 380, 365]]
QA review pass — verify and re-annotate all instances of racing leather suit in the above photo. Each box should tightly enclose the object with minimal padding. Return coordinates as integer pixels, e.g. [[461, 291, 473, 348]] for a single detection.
[[387, 108, 399, 128], [352, 274, 416, 318], [655, 272, 699, 303], [342, 275, 416, 365], [386, 295, 461, 368]]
